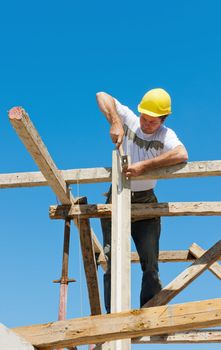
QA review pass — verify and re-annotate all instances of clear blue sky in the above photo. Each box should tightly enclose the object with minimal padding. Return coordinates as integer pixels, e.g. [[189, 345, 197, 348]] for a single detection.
[[1, 0, 221, 349]]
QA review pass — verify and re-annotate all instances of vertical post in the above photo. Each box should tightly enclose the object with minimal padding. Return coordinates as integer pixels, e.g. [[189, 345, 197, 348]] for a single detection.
[[110, 150, 131, 350], [58, 219, 71, 321], [54, 219, 77, 350]]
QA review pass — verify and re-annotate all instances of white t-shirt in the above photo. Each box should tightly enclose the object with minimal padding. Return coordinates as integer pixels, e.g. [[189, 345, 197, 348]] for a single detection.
[[114, 98, 183, 191]]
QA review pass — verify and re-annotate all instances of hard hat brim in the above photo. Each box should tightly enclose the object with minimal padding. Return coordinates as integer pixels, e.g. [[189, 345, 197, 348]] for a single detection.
[[138, 104, 171, 117]]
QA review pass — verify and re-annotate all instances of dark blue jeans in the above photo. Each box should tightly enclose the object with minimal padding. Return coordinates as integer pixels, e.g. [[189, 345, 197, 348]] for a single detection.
[[101, 188, 162, 313]]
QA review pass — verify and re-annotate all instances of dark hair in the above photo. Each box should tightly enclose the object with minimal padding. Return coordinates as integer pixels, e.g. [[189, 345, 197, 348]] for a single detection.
[[160, 115, 168, 123]]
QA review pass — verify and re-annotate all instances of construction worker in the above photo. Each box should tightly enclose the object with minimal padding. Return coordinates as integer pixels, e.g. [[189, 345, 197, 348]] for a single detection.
[[96, 88, 188, 313]]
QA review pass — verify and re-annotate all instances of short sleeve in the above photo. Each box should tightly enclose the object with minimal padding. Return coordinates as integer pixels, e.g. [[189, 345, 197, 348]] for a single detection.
[[114, 98, 137, 124], [163, 128, 183, 152]]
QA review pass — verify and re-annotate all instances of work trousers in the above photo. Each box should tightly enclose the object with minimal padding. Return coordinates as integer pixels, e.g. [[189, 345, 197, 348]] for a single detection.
[[100, 188, 162, 313]]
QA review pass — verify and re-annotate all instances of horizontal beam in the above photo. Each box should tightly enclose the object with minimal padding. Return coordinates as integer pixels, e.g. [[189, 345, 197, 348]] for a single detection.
[[97, 250, 221, 265], [12, 298, 221, 349], [1, 160, 221, 188], [132, 330, 221, 344], [0, 168, 112, 189], [138, 160, 221, 180], [49, 201, 221, 220]]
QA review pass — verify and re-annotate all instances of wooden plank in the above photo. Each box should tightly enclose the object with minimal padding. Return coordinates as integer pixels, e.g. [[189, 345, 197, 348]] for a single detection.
[[12, 298, 221, 348], [110, 151, 131, 350], [96, 330, 221, 346], [75, 207, 102, 315], [189, 243, 221, 280], [132, 330, 221, 343], [138, 160, 221, 180], [131, 250, 195, 263], [49, 201, 221, 219], [77, 216, 102, 315], [91, 229, 107, 271], [0, 168, 111, 189], [0, 323, 36, 350], [98, 250, 221, 265], [2, 160, 221, 188], [8, 107, 71, 205], [9, 106, 102, 316], [143, 240, 221, 308]]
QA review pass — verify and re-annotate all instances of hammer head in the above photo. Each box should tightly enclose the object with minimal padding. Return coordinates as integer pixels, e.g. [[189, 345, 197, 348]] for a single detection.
[[121, 155, 128, 171], [117, 145, 128, 172]]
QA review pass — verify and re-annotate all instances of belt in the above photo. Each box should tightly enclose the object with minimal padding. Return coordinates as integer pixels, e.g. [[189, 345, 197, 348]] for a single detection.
[[131, 189, 154, 196]]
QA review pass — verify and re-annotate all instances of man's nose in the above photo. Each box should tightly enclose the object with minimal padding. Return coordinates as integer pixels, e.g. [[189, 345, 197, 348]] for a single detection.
[[144, 120, 151, 127]]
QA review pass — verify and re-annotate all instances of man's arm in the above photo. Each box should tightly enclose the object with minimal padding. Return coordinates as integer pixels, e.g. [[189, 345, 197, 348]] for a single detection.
[[96, 92, 124, 147], [124, 145, 188, 177]]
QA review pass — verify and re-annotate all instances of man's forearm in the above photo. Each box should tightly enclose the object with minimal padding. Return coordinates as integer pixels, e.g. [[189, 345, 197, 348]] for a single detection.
[[96, 92, 124, 146], [96, 92, 121, 125], [125, 145, 188, 177], [143, 145, 188, 170]]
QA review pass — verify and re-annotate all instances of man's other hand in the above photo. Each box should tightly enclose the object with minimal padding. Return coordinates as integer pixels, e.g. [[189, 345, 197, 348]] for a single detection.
[[123, 161, 146, 177]]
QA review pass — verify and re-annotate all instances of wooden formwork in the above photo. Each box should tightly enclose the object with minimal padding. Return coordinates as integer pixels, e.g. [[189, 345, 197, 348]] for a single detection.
[[0, 106, 221, 349]]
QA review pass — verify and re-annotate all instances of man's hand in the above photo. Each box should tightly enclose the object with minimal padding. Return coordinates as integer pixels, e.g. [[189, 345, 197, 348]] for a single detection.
[[123, 145, 188, 178], [96, 92, 124, 148], [110, 122, 124, 148], [123, 161, 146, 177]]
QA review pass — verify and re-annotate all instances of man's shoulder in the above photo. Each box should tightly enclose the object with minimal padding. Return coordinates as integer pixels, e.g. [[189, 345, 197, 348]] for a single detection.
[[156, 125, 177, 138], [114, 98, 139, 125]]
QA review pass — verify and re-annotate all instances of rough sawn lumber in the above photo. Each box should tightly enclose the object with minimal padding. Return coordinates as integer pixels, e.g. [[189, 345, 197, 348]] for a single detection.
[[12, 298, 221, 348]]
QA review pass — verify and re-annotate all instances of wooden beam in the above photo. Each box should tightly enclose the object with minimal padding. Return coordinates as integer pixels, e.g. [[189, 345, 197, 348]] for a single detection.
[[189, 243, 221, 280], [0, 323, 36, 350], [8, 106, 102, 316], [75, 212, 102, 315], [0, 168, 111, 189], [110, 150, 131, 350], [97, 250, 221, 265], [76, 198, 102, 315], [143, 240, 221, 308], [8, 107, 71, 205], [49, 201, 221, 219], [95, 330, 221, 347], [91, 229, 107, 271], [12, 298, 221, 348], [138, 160, 221, 180], [1, 160, 221, 189], [132, 330, 221, 343]]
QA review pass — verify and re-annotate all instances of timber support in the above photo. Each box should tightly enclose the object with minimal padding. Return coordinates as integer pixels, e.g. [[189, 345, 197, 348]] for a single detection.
[[1, 106, 221, 348]]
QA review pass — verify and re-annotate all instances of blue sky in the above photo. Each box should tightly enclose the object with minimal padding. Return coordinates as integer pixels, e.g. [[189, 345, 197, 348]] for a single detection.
[[1, 0, 221, 349]]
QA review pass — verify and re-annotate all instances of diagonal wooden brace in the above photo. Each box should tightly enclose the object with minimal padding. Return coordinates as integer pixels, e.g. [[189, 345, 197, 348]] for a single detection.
[[189, 243, 221, 280], [143, 240, 221, 308]]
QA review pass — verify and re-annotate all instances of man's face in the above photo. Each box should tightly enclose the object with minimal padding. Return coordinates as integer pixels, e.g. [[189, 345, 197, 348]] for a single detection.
[[140, 113, 163, 134]]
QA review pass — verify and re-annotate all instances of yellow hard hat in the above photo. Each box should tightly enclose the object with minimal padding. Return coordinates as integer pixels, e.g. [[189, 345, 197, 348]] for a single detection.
[[138, 88, 172, 117]]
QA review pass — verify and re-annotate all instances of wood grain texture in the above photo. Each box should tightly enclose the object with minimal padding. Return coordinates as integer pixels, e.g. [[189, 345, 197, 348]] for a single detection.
[[110, 151, 131, 350], [189, 243, 221, 280], [2, 160, 221, 188], [50, 201, 221, 219], [143, 240, 221, 307], [132, 330, 221, 343], [8, 107, 101, 316], [12, 298, 221, 348], [8, 107, 71, 204]]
